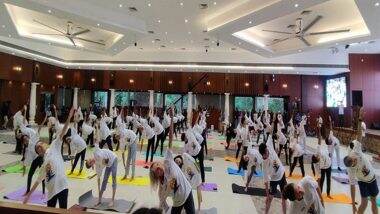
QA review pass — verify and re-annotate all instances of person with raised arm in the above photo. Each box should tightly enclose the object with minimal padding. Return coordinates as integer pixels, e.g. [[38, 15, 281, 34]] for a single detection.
[[23, 107, 75, 208]]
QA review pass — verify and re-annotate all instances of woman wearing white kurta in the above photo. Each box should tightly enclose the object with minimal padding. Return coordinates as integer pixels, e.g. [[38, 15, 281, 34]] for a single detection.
[[118, 126, 138, 180], [174, 153, 203, 211]]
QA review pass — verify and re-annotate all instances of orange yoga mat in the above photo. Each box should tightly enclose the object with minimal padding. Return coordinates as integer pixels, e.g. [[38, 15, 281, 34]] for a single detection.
[[322, 193, 352, 204], [224, 156, 239, 163]]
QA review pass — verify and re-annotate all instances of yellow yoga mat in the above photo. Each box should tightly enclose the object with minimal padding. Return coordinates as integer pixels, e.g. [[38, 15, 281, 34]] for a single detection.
[[286, 172, 317, 180], [224, 156, 239, 163], [66, 170, 88, 179], [109, 176, 150, 186], [322, 193, 352, 204]]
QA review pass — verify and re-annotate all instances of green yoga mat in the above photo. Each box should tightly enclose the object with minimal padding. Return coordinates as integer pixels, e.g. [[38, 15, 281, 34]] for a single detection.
[[1, 163, 28, 173], [205, 166, 213, 172]]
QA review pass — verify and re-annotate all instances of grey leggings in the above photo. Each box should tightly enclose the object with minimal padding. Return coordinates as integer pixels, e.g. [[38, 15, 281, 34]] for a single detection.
[[101, 159, 118, 192], [125, 142, 137, 177]]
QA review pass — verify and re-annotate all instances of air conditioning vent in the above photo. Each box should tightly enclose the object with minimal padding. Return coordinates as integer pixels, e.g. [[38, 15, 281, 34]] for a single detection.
[[301, 10, 312, 15], [148, 30, 154, 34], [199, 4, 208, 9], [128, 7, 138, 12]]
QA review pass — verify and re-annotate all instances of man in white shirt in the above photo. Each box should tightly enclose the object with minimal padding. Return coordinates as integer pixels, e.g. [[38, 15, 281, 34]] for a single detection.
[[259, 141, 287, 214], [86, 133, 118, 207], [117, 126, 138, 180], [24, 107, 74, 209], [283, 176, 325, 214], [243, 148, 263, 191], [344, 153, 378, 214]]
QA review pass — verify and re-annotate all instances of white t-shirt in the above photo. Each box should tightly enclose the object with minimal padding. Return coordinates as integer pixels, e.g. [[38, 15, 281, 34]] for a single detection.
[[277, 131, 287, 145], [338, 105, 344, 115], [289, 176, 324, 214], [70, 132, 87, 154], [184, 130, 201, 157], [119, 128, 137, 151], [20, 125, 39, 166], [13, 111, 26, 130], [246, 148, 263, 169], [180, 153, 202, 189], [347, 153, 375, 185], [160, 150, 192, 207], [142, 123, 155, 139], [93, 145, 117, 179], [290, 138, 304, 158], [315, 145, 331, 176], [263, 136, 285, 182], [151, 117, 164, 135], [37, 138, 68, 200], [99, 117, 112, 140], [361, 122, 366, 137], [81, 122, 94, 138]]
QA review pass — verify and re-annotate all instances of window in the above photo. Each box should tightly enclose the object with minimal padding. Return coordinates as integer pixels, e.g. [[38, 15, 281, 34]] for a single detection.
[[255, 97, 284, 113], [115, 91, 130, 106], [93, 91, 108, 108], [234, 96, 253, 112], [165, 94, 187, 111]]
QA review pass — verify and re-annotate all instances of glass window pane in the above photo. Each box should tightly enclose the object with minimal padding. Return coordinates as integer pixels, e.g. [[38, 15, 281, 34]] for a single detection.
[[154, 93, 163, 108], [165, 94, 183, 110], [93, 91, 108, 108], [115, 91, 130, 106], [255, 97, 284, 113], [234, 96, 253, 112]]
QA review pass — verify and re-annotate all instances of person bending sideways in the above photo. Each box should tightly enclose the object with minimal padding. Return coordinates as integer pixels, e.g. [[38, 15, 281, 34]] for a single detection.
[[117, 125, 138, 180], [23, 107, 74, 208], [243, 147, 263, 191], [283, 176, 325, 214], [150, 149, 195, 214], [86, 129, 118, 207], [344, 153, 379, 214], [259, 141, 287, 214], [174, 153, 203, 211], [64, 127, 87, 175], [311, 144, 332, 199]]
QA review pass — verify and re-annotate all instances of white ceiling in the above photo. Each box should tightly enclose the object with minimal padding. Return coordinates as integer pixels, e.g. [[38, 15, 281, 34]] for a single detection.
[[0, 0, 379, 75]]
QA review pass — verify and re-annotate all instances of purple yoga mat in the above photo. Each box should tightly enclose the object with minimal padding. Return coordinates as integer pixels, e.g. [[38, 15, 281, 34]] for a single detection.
[[4, 187, 47, 205], [201, 183, 218, 192]]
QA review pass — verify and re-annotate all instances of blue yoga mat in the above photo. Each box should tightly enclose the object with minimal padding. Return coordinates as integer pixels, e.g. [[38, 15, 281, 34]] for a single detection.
[[227, 167, 244, 176]]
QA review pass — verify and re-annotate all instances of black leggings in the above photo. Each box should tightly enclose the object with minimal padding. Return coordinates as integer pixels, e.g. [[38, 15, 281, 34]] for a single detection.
[[47, 188, 68, 209], [202, 130, 208, 156], [48, 127, 54, 144], [278, 144, 289, 165], [27, 156, 45, 194], [86, 132, 94, 146], [238, 146, 248, 172], [100, 135, 113, 151], [256, 130, 263, 144], [236, 142, 242, 159], [154, 131, 165, 155], [319, 167, 331, 195], [171, 192, 195, 214], [71, 148, 86, 173], [146, 136, 155, 163], [193, 146, 205, 183], [289, 155, 305, 177]]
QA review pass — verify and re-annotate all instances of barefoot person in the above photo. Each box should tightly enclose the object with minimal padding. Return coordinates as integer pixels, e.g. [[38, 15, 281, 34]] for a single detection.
[[243, 147, 263, 191], [118, 125, 138, 180], [23, 107, 74, 208], [65, 128, 87, 175], [85, 125, 118, 207]]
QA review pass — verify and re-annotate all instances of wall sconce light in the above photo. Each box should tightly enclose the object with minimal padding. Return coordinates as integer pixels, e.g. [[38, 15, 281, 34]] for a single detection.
[[91, 78, 96, 82], [244, 82, 250, 87], [313, 84, 319, 89], [282, 83, 288, 88], [8, 81, 12, 85], [129, 79, 134, 83], [57, 74, 63, 79], [13, 66, 22, 72], [168, 80, 173, 85], [206, 81, 211, 86]]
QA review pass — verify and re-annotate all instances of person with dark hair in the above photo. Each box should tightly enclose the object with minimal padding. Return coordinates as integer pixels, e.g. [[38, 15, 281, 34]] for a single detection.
[[65, 127, 87, 175], [283, 176, 324, 214], [274, 129, 288, 165], [225, 123, 236, 149], [85, 123, 118, 207], [259, 139, 287, 214], [311, 143, 332, 199], [182, 129, 205, 183], [13, 105, 28, 154], [243, 148, 263, 191], [80, 117, 95, 147], [289, 131, 305, 178], [326, 116, 342, 171], [236, 116, 251, 172], [141, 118, 156, 164], [344, 152, 378, 214], [254, 112, 264, 144], [98, 110, 113, 150], [174, 153, 203, 211], [132, 207, 162, 214], [117, 125, 138, 180], [1, 101, 11, 130], [23, 107, 75, 209], [151, 114, 165, 157]]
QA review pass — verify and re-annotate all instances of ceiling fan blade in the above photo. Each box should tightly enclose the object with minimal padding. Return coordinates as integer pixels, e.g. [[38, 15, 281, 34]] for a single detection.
[[302, 15, 323, 33], [75, 37, 106, 46], [262, 29, 293, 35], [267, 37, 291, 46], [32, 33, 65, 36], [308, 29, 350, 36], [299, 37, 311, 46], [71, 29, 90, 37], [33, 19, 65, 34], [68, 37, 76, 46]]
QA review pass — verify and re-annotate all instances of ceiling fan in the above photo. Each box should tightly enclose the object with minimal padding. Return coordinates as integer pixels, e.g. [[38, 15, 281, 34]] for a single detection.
[[32, 19, 106, 46], [262, 15, 350, 47]]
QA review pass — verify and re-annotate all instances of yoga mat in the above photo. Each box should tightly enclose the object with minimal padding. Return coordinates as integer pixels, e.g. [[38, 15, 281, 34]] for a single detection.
[[224, 156, 238, 163], [79, 190, 135, 213], [332, 173, 349, 184], [136, 159, 151, 167], [199, 207, 218, 214], [227, 167, 244, 176], [204, 166, 213, 172], [66, 170, 88, 179], [1, 163, 26, 173], [140, 152, 163, 158], [231, 183, 281, 198], [286, 172, 317, 180], [201, 183, 218, 192], [4, 187, 47, 205], [322, 193, 352, 204], [331, 168, 347, 174], [110, 176, 150, 186]]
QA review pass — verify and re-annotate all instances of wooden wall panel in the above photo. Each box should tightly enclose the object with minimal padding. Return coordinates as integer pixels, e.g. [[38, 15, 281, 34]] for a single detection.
[[0, 80, 30, 115], [0, 52, 33, 82], [301, 75, 324, 129]]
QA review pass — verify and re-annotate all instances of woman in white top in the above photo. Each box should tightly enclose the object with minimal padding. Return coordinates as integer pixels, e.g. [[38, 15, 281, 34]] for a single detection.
[[311, 142, 332, 199], [283, 176, 325, 214], [117, 125, 138, 180], [151, 115, 165, 156], [174, 153, 203, 211], [13, 105, 28, 154], [236, 116, 251, 172], [24, 107, 74, 208], [289, 132, 305, 178], [98, 110, 113, 150], [141, 119, 156, 163], [298, 115, 307, 149], [80, 118, 95, 147], [86, 125, 118, 207], [243, 148, 263, 191], [64, 127, 87, 175], [181, 129, 205, 184]]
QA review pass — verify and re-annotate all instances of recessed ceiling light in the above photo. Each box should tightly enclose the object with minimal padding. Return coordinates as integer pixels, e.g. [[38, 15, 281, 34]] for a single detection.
[[335, 43, 339, 45], [165, 31, 168, 35], [48, 9, 52, 13], [298, 49, 302, 52], [119, 4, 123, 8], [249, 21, 252, 24], [180, 2, 184, 6], [152, 40, 155, 43], [157, 19, 161, 23], [375, 2, 380, 7], [48, 42, 52, 45], [228, 70, 231, 73], [97, 23, 100, 26], [2, 25, 5, 28], [185, 19, 188, 23], [294, 3, 299, 8], [188, 31, 191, 34], [255, 49, 259, 52], [213, 2, 217, 5], [148, 3, 151, 7], [11, 52, 15, 55]]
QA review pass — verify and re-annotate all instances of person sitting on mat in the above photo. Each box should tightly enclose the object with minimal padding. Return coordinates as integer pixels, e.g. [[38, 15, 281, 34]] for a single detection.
[[20, 112, 47, 195], [117, 124, 138, 180], [259, 139, 287, 214], [174, 153, 203, 211], [64, 127, 87, 175], [23, 107, 74, 209], [344, 152, 378, 214], [311, 138, 332, 199], [283, 176, 325, 214], [85, 124, 118, 207], [243, 147, 263, 192], [289, 131, 305, 178]]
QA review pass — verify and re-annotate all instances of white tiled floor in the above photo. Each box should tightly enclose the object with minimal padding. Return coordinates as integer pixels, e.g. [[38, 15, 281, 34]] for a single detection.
[[0, 128, 377, 213]]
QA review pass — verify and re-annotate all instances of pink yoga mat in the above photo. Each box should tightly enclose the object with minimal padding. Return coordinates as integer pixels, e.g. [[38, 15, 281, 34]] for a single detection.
[[136, 159, 151, 167], [4, 187, 47, 205], [201, 183, 218, 192]]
